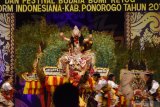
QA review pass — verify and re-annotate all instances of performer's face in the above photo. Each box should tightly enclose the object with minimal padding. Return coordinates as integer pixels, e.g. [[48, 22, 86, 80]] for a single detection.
[[73, 31, 80, 38], [74, 35, 79, 39], [144, 75, 149, 81], [9, 77, 13, 83], [93, 76, 98, 81], [112, 76, 115, 81], [74, 34, 79, 39]]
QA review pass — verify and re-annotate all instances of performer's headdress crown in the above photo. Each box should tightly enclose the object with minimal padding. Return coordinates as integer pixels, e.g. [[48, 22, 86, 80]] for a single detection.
[[72, 25, 80, 37]]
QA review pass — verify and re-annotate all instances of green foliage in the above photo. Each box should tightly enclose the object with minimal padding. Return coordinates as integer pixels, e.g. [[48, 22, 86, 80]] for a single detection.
[[15, 23, 45, 48], [15, 44, 38, 73], [15, 23, 39, 73], [127, 37, 160, 73], [38, 25, 72, 67], [114, 45, 129, 81], [143, 46, 160, 81], [15, 21, 117, 74], [143, 46, 160, 71], [92, 32, 116, 72], [14, 18, 51, 73], [39, 42, 66, 68], [14, 17, 53, 49]]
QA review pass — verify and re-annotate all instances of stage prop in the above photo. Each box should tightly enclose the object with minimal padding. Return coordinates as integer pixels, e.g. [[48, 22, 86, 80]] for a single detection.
[[43, 67, 68, 93], [22, 72, 44, 95]]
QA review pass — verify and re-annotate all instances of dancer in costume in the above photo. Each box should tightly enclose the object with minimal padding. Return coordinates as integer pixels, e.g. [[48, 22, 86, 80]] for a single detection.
[[58, 26, 95, 78], [0, 75, 14, 107], [93, 72, 107, 107], [107, 74, 118, 89], [106, 74, 119, 107], [143, 71, 160, 107]]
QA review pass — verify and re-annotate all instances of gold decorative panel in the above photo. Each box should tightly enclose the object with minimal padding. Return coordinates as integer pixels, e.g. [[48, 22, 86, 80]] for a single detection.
[[125, 12, 160, 48]]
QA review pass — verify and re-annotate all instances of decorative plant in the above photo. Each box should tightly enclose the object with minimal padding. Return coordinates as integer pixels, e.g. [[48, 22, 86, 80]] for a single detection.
[[15, 44, 38, 73], [92, 32, 116, 72], [114, 45, 129, 81], [15, 21, 117, 74], [14, 17, 50, 73], [143, 45, 160, 81]]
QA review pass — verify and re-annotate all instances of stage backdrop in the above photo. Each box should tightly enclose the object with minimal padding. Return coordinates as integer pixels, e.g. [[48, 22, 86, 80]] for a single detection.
[[0, 12, 160, 107]]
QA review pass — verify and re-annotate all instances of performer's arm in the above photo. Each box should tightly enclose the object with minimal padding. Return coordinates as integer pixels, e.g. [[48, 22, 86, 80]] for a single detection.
[[84, 34, 92, 43], [60, 32, 70, 41], [4, 83, 13, 90], [108, 81, 118, 89], [84, 29, 93, 42], [149, 80, 159, 95], [66, 64, 70, 79]]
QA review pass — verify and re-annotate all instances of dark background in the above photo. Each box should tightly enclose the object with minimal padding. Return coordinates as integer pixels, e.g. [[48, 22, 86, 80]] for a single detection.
[[15, 12, 124, 37]]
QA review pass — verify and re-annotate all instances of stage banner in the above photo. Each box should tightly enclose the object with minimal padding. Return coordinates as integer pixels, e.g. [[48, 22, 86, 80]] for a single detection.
[[125, 12, 160, 48], [0, 13, 15, 81]]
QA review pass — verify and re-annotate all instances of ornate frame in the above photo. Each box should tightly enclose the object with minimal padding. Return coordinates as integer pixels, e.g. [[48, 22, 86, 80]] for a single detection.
[[0, 13, 15, 78], [125, 12, 160, 48]]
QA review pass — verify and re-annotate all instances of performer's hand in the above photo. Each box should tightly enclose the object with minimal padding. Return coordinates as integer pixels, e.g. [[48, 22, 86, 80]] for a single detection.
[[60, 32, 64, 37], [88, 34, 92, 39]]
